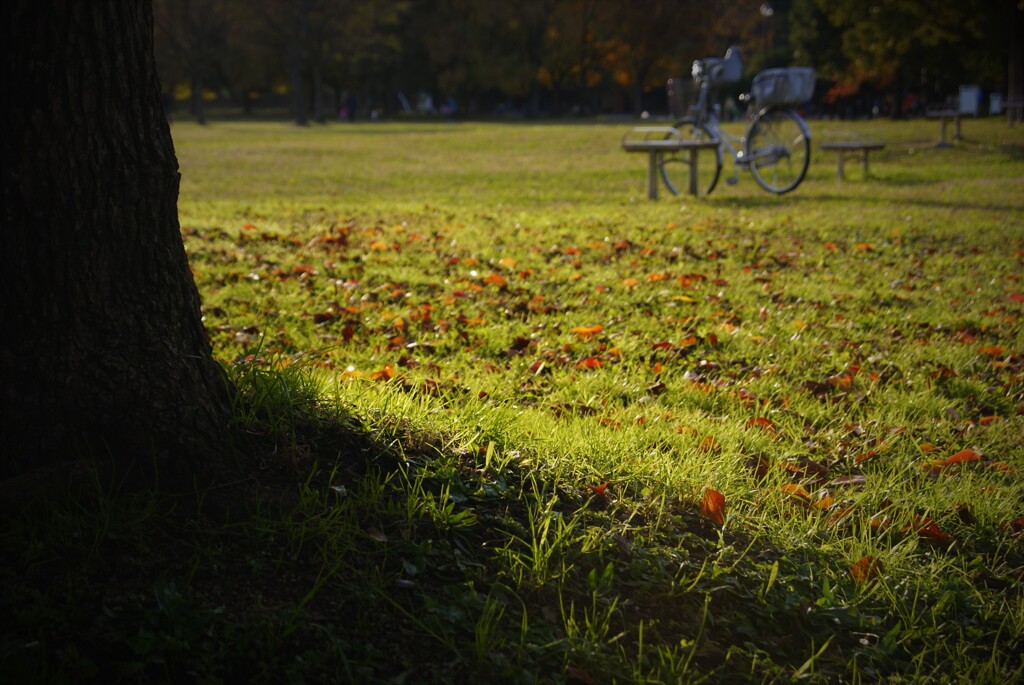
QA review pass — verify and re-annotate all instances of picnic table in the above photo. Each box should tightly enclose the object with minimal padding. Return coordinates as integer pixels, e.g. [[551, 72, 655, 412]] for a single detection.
[[926, 109, 962, 147], [819, 140, 886, 181], [621, 127, 720, 199]]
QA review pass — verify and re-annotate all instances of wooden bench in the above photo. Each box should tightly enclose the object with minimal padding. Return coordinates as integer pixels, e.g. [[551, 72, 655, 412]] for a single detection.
[[621, 127, 720, 199], [819, 141, 886, 181], [926, 109, 962, 147]]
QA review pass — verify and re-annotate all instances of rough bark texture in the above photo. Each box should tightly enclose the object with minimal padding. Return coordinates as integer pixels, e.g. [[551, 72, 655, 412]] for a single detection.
[[1, 1, 231, 482]]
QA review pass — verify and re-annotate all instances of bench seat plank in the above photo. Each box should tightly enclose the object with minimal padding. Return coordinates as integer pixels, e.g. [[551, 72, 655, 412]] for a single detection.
[[819, 141, 886, 181]]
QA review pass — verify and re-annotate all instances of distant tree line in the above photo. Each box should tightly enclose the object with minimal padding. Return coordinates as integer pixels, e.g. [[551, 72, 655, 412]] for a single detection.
[[154, 0, 1022, 123]]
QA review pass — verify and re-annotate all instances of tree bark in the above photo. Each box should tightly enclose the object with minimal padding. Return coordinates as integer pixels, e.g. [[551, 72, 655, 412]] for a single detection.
[[1, 0, 232, 484]]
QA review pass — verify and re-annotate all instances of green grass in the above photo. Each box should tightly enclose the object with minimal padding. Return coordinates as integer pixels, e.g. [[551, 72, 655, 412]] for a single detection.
[[3, 117, 1023, 683]]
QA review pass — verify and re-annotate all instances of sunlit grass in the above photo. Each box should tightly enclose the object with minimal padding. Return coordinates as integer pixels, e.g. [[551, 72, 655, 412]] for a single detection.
[[171, 115, 1023, 681]]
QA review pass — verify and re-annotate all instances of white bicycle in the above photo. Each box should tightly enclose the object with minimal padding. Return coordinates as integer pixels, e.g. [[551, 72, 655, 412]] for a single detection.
[[662, 47, 814, 196]]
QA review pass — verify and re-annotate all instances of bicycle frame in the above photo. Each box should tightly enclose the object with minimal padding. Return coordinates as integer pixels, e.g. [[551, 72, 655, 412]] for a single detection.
[[689, 77, 754, 182]]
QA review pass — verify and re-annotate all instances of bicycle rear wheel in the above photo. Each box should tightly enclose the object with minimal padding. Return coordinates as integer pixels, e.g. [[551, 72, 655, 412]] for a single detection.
[[660, 118, 722, 197], [744, 108, 810, 194]]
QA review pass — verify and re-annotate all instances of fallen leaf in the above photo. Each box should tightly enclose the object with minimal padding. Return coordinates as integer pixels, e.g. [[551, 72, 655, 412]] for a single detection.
[[368, 365, 395, 381], [566, 665, 596, 685], [571, 325, 603, 338], [780, 483, 812, 504], [746, 417, 776, 433], [945, 448, 982, 465], [978, 345, 1006, 357], [587, 483, 609, 497], [855, 449, 881, 464], [908, 515, 952, 546], [678, 334, 699, 347], [923, 447, 982, 474], [849, 556, 883, 584], [830, 475, 867, 487], [701, 488, 726, 526], [697, 435, 720, 454], [483, 272, 508, 286]]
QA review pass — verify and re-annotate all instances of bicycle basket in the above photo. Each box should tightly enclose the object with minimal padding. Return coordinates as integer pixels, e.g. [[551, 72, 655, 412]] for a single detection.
[[751, 68, 815, 107]]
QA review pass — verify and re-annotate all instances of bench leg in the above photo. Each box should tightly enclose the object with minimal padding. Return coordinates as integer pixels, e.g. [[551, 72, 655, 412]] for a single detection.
[[835, 153, 846, 181], [953, 116, 962, 141], [937, 118, 950, 147], [647, 152, 659, 200], [688, 148, 699, 196]]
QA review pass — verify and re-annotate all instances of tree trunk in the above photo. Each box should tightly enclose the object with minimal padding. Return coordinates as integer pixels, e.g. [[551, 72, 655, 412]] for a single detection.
[[289, 0, 310, 126], [311, 46, 325, 124], [190, 73, 207, 124], [1, 0, 232, 484]]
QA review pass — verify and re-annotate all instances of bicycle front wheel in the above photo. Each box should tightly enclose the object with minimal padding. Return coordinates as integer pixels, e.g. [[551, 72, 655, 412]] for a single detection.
[[660, 118, 722, 197], [744, 109, 811, 194]]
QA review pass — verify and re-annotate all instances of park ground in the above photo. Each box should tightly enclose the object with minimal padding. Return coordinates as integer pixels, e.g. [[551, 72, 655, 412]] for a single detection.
[[3, 116, 1023, 683]]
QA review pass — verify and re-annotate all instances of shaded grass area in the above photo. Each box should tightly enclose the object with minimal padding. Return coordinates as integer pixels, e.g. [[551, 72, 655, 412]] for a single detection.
[[3, 118, 1023, 683]]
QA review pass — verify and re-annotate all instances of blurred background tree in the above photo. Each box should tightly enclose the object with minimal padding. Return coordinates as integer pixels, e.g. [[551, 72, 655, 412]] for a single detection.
[[152, 0, 1021, 121]]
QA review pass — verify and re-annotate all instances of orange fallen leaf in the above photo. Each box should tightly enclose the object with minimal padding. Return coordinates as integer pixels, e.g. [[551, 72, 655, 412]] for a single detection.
[[587, 483, 609, 497], [813, 494, 835, 511], [855, 449, 881, 464], [849, 556, 883, 584], [829, 507, 856, 525], [571, 325, 603, 338], [483, 272, 507, 286], [368, 365, 395, 381], [828, 373, 855, 389], [701, 488, 726, 526], [780, 483, 812, 504], [576, 356, 603, 369], [979, 345, 1006, 357], [908, 515, 952, 546], [697, 435, 720, 454], [678, 334, 699, 347], [923, 448, 982, 474], [746, 417, 776, 433], [945, 448, 982, 465]]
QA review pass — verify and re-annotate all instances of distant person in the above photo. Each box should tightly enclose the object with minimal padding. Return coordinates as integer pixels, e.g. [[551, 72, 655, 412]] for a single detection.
[[345, 93, 357, 122], [441, 95, 458, 121]]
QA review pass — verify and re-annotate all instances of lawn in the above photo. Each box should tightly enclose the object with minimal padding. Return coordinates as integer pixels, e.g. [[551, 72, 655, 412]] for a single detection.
[[3, 116, 1023, 683]]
